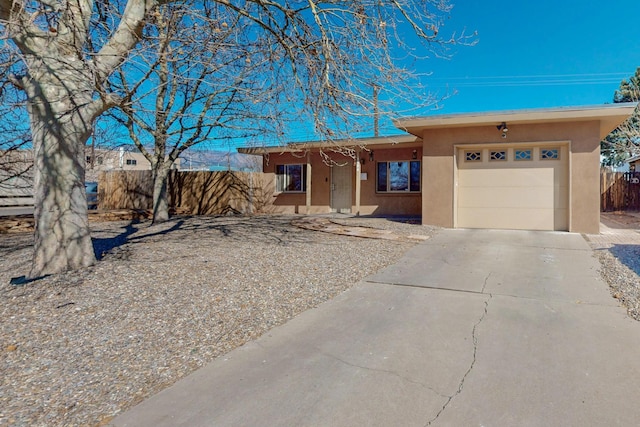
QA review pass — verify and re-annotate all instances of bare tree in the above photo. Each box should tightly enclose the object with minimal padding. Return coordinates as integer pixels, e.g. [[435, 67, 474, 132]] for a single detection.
[[0, 1, 171, 277], [107, 1, 467, 223], [0, 87, 32, 191], [1, 1, 465, 276], [0, 46, 32, 192], [109, 4, 278, 223]]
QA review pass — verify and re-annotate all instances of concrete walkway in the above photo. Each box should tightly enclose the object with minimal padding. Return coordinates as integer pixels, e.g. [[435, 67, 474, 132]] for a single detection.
[[112, 229, 640, 427], [586, 211, 640, 249]]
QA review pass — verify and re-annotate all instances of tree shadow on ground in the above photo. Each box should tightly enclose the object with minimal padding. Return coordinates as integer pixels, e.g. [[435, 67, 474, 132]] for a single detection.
[[379, 216, 422, 225], [131, 215, 318, 246], [607, 244, 640, 276], [92, 219, 193, 259], [92, 220, 142, 260], [90, 215, 321, 260]]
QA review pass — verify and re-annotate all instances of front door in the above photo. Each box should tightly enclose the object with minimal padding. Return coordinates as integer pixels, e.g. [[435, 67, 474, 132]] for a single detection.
[[331, 165, 352, 213]]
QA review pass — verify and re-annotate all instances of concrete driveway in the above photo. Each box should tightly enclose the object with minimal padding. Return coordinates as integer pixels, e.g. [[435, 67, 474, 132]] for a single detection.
[[112, 229, 640, 426]]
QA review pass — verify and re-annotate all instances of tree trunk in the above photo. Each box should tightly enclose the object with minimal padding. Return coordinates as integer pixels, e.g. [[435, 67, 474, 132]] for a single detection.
[[152, 163, 171, 224], [26, 67, 97, 277]]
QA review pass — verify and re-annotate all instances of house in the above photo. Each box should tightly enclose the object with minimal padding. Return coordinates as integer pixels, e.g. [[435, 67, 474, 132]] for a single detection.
[[239, 103, 637, 234], [2, 147, 181, 200], [625, 154, 640, 172], [85, 148, 181, 181]]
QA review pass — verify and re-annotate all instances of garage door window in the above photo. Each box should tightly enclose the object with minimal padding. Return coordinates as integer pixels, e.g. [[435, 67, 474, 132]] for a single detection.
[[465, 151, 482, 162], [541, 148, 560, 160], [515, 149, 532, 161], [490, 150, 507, 161]]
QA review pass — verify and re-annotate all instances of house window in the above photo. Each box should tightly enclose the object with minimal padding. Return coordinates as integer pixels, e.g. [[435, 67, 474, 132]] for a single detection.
[[465, 151, 481, 162], [87, 156, 104, 165], [126, 159, 137, 166], [276, 164, 307, 192], [515, 149, 532, 161], [490, 150, 507, 161], [377, 161, 420, 192], [540, 148, 559, 160]]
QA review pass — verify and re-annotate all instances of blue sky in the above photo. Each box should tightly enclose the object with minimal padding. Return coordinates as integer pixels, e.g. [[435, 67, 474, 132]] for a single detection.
[[93, 1, 640, 151], [411, 0, 640, 116]]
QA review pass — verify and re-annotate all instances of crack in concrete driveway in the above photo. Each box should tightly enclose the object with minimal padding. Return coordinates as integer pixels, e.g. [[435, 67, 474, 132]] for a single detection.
[[315, 347, 450, 399], [426, 293, 493, 426]]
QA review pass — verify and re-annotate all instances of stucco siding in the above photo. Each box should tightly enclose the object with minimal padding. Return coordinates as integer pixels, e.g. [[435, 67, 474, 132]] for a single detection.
[[568, 121, 601, 233], [421, 121, 602, 233], [264, 146, 421, 216]]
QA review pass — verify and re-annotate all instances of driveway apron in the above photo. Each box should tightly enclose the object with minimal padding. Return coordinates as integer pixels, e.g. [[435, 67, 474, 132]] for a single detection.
[[112, 229, 640, 427]]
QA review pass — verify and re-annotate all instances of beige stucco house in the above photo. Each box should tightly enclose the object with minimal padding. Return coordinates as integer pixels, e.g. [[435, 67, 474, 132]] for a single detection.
[[240, 103, 637, 234], [85, 148, 181, 181]]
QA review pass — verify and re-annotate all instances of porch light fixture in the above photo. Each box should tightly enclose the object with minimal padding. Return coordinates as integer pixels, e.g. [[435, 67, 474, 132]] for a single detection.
[[412, 150, 418, 160], [369, 151, 374, 162], [497, 122, 508, 133], [497, 122, 508, 139]]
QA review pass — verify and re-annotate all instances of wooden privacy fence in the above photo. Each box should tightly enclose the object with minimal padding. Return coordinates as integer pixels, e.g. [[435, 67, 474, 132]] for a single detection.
[[601, 171, 640, 211], [99, 170, 275, 214]]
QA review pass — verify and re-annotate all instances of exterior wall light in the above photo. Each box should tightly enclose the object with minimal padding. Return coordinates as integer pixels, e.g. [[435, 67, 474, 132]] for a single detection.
[[497, 122, 509, 139]]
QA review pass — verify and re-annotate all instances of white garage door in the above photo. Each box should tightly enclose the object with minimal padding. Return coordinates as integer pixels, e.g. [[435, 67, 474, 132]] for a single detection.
[[456, 145, 568, 231]]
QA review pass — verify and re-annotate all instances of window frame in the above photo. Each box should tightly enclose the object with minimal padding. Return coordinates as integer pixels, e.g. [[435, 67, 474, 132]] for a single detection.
[[465, 151, 482, 162], [126, 158, 137, 166], [540, 148, 560, 160], [275, 164, 307, 193], [489, 150, 507, 161], [514, 149, 533, 161], [376, 160, 421, 193]]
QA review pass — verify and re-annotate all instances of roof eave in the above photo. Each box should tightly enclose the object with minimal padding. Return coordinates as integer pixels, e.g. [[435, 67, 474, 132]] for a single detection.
[[394, 103, 639, 139], [237, 134, 421, 155]]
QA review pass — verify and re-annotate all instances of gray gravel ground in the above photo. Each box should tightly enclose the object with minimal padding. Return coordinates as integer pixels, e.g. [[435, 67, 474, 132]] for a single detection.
[[592, 245, 640, 320], [0, 215, 436, 427], [584, 212, 640, 321]]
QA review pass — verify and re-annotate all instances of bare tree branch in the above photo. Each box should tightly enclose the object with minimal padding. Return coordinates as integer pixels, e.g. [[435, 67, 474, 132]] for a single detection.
[[92, 0, 159, 80], [0, 0, 48, 54]]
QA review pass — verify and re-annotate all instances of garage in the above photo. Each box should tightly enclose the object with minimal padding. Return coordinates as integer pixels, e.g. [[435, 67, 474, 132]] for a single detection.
[[394, 103, 637, 234], [456, 144, 569, 231]]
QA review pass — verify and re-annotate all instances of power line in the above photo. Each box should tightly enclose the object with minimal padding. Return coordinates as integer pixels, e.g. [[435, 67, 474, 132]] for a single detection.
[[428, 72, 631, 81], [424, 72, 631, 88]]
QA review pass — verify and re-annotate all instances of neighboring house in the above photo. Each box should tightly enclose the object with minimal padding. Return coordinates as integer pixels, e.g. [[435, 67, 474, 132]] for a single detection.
[[2, 147, 181, 198], [626, 154, 640, 172], [85, 148, 181, 179], [239, 103, 637, 234], [0, 149, 34, 207], [179, 150, 262, 172]]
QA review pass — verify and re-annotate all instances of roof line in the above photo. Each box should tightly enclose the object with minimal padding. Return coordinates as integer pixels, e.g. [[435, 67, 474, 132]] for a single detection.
[[238, 134, 421, 154], [395, 102, 639, 124]]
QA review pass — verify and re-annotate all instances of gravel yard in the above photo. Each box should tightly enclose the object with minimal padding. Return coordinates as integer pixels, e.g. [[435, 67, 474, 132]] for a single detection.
[[2, 213, 640, 427], [585, 212, 640, 321], [594, 245, 640, 319], [0, 215, 436, 427]]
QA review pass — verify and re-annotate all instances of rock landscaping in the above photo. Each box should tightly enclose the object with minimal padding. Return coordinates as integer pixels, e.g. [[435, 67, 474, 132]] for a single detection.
[[0, 214, 435, 426]]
